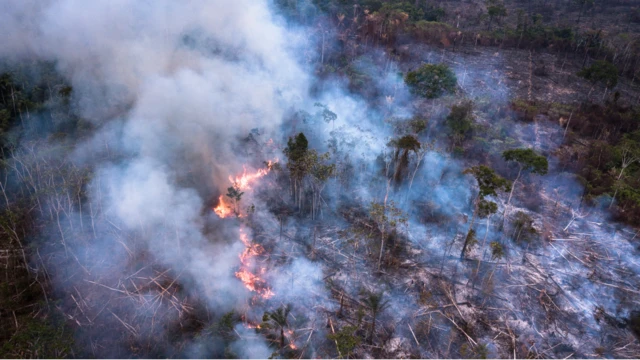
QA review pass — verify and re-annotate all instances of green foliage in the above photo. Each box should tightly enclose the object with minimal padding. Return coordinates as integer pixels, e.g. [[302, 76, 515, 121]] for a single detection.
[[0, 314, 74, 358], [461, 342, 489, 359], [463, 165, 512, 198], [360, 290, 389, 343], [446, 100, 474, 145], [388, 135, 421, 184], [265, 304, 292, 349], [464, 229, 479, 254], [389, 135, 421, 153], [409, 116, 428, 134], [369, 200, 407, 230], [327, 325, 360, 358], [314, 102, 338, 127], [511, 211, 537, 243], [489, 241, 505, 260], [486, 0, 507, 28], [503, 148, 549, 175], [216, 311, 240, 341], [477, 199, 498, 218], [578, 60, 619, 89], [226, 184, 244, 202], [404, 63, 457, 99], [285, 132, 309, 164]]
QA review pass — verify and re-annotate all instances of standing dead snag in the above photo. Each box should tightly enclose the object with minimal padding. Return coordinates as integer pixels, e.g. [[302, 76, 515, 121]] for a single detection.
[[461, 166, 510, 258]]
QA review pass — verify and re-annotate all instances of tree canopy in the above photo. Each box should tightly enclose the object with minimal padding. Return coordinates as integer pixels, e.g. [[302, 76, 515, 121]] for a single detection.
[[578, 60, 619, 89], [502, 148, 549, 175], [404, 63, 457, 99], [463, 165, 512, 198]]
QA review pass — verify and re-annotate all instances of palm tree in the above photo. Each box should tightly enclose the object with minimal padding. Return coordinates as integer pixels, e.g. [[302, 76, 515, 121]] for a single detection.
[[268, 304, 292, 349], [388, 135, 421, 185], [361, 291, 389, 343]]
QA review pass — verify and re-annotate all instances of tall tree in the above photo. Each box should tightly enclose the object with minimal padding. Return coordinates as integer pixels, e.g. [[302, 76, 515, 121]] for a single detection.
[[388, 135, 421, 185], [314, 102, 338, 129], [445, 100, 474, 150], [609, 132, 640, 208], [226, 183, 244, 215], [285, 132, 309, 208], [486, 0, 507, 30], [266, 304, 292, 349], [461, 166, 511, 258]]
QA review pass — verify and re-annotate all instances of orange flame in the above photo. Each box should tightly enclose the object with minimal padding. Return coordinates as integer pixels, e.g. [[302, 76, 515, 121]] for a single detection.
[[212, 161, 277, 299], [213, 196, 233, 218], [235, 229, 274, 299], [213, 160, 276, 219]]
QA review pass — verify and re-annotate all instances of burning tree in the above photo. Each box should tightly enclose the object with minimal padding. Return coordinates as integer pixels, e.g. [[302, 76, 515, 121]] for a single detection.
[[226, 183, 244, 215]]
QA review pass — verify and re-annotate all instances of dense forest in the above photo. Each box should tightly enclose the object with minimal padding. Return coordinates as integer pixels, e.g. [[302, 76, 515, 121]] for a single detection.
[[1, 0, 640, 358]]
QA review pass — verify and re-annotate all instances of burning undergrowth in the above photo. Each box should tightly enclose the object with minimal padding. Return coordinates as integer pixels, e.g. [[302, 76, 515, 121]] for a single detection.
[[0, 0, 639, 359]]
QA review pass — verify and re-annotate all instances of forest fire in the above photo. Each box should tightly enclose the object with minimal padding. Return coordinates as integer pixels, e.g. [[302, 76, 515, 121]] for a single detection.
[[213, 160, 275, 219], [212, 161, 276, 298], [236, 229, 274, 299]]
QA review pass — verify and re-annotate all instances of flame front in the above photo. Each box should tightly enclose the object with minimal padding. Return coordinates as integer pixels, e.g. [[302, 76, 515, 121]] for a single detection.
[[213, 160, 275, 219], [213, 196, 233, 218], [213, 161, 276, 299], [236, 229, 274, 299]]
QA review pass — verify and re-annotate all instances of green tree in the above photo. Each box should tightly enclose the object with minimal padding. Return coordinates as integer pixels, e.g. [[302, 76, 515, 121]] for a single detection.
[[285, 132, 309, 207], [303, 150, 336, 219], [265, 304, 292, 349], [327, 325, 360, 358], [577, 60, 619, 97], [511, 211, 537, 243], [404, 63, 457, 99], [486, 0, 507, 30], [226, 183, 244, 215], [609, 132, 640, 208], [445, 100, 474, 149], [314, 102, 338, 129], [388, 135, 421, 185], [502, 148, 548, 224], [461, 166, 511, 258], [489, 241, 505, 260], [361, 291, 389, 343]]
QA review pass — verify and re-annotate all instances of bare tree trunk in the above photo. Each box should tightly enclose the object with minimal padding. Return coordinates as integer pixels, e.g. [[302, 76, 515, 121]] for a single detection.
[[502, 166, 522, 228]]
